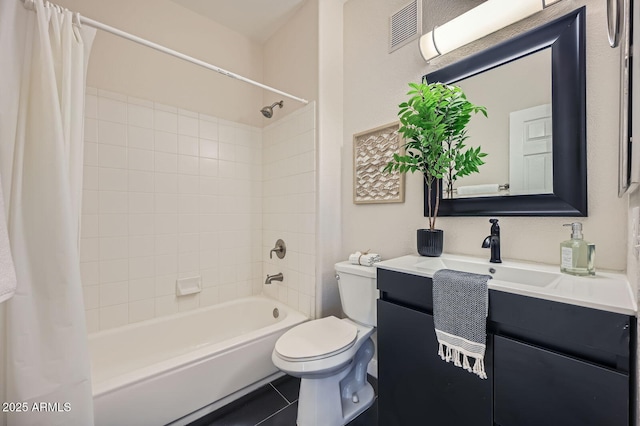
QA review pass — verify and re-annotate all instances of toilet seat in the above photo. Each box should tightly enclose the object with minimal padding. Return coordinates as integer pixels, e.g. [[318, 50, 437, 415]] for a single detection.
[[275, 316, 358, 362]]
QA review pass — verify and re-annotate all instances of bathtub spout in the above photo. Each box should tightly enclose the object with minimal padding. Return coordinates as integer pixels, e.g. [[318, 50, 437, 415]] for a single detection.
[[265, 273, 283, 284]]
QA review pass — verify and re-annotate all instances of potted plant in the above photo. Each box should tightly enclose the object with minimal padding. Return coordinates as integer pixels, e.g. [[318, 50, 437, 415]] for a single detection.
[[383, 80, 488, 256]]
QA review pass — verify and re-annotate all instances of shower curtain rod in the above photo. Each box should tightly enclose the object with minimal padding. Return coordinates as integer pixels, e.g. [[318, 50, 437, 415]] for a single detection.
[[20, 0, 309, 105]]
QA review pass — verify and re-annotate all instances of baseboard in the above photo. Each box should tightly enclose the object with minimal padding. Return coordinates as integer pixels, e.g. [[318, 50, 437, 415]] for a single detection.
[[168, 371, 285, 426]]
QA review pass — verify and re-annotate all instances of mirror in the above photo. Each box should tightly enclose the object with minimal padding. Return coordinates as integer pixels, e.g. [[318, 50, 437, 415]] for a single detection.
[[617, 0, 639, 196], [424, 7, 587, 216], [444, 49, 552, 199]]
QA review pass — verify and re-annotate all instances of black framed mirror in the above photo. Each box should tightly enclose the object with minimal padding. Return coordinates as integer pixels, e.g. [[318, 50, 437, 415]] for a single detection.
[[424, 7, 586, 216]]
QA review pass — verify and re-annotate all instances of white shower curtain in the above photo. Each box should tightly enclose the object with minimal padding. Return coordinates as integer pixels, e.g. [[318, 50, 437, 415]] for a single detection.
[[0, 0, 96, 425]]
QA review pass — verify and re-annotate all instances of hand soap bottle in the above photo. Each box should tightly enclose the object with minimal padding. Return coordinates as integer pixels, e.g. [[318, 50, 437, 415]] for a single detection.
[[560, 222, 595, 276]]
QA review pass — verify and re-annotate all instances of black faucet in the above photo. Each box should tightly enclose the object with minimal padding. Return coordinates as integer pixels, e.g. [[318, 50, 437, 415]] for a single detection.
[[482, 219, 502, 263]]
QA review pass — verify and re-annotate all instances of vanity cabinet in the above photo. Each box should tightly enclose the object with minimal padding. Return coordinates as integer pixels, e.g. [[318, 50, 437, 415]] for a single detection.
[[377, 268, 635, 426], [377, 300, 492, 425], [377, 268, 492, 425], [494, 336, 628, 426]]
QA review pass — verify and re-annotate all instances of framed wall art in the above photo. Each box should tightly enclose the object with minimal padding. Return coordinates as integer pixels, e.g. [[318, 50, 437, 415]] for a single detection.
[[353, 122, 405, 204]]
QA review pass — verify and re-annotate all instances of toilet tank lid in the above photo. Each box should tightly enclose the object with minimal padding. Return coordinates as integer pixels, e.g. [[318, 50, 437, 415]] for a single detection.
[[335, 261, 376, 278]]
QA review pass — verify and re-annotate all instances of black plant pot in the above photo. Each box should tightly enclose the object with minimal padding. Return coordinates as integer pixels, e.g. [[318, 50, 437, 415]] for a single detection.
[[417, 229, 443, 257]]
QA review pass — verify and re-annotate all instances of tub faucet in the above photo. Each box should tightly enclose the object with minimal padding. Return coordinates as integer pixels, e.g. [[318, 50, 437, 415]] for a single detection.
[[265, 273, 283, 284], [482, 218, 502, 263]]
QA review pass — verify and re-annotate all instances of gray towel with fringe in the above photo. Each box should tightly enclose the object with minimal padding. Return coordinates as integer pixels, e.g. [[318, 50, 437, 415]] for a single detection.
[[432, 269, 491, 379]]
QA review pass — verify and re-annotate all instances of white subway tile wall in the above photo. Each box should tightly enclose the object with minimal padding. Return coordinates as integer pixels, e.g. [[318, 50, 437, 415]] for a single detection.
[[81, 88, 317, 332], [262, 106, 317, 319]]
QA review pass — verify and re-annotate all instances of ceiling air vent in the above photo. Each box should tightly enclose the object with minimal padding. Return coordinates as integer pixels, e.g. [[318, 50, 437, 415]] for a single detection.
[[389, 0, 422, 53]]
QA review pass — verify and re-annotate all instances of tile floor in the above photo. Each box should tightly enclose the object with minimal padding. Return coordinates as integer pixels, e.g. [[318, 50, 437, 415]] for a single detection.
[[188, 375, 378, 426]]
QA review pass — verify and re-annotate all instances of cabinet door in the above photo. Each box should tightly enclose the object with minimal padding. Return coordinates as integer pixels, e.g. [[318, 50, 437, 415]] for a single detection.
[[377, 300, 492, 426], [494, 335, 629, 426]]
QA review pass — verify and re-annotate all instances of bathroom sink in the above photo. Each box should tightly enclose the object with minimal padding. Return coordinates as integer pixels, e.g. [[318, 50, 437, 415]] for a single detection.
[[376, 254, 636, 315], [415, 256, 560, 288]]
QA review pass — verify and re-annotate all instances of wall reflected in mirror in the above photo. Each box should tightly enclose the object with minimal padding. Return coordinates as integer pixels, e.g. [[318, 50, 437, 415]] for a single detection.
[[443, 48, 552, 199]]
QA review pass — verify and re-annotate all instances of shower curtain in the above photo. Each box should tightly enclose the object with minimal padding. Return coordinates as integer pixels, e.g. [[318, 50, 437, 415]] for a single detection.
[[0, 0, 96, 425]]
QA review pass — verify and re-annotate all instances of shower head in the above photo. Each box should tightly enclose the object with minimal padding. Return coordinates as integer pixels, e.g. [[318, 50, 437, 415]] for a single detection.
[[260, 101, 284, 118]]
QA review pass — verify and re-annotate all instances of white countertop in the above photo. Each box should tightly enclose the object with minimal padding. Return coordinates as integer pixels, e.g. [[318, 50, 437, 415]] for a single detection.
[[376, 254, 638, 316]]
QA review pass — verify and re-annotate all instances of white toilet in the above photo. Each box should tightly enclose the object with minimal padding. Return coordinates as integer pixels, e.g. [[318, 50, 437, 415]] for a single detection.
[[271, 261, 377, 426]]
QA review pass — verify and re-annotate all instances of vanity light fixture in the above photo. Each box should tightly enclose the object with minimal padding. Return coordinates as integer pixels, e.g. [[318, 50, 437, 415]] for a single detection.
[[419, 0, 562, 62]]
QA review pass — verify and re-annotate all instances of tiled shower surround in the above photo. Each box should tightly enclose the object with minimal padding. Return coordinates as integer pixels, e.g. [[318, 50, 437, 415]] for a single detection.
[[262, 109, 316, 319], [80, 88, 316, 332]]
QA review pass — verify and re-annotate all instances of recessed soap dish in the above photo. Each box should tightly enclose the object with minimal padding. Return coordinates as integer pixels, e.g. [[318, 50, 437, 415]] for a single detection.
[[176, 276, 201, 296]]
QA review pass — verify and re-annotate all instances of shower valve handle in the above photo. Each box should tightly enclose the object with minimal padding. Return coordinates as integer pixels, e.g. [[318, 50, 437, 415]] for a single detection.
[[269, 239, 286, 259]]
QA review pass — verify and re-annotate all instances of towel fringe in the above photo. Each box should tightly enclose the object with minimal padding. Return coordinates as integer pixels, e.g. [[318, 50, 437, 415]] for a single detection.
[[439, 343, 487, 379], [462, 354, 471, 372], [472, 357, 487, 379], [445, 345, 453, 362], [453, 349, 462, 367]]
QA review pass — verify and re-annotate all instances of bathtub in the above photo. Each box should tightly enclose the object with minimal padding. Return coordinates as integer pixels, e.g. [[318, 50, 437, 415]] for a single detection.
[[89, 296, 307, 426]]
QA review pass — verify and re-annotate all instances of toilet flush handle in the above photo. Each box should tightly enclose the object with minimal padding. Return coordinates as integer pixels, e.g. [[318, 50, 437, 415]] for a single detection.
[[335, 274, 340, 281]]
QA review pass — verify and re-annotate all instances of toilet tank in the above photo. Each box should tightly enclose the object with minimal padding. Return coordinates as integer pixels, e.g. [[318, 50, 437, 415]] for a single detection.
[[335, 261, 378, 326]]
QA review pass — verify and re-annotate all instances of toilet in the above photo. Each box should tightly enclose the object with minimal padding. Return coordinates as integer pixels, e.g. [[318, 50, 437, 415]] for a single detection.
[[271, 261, 377, 426]]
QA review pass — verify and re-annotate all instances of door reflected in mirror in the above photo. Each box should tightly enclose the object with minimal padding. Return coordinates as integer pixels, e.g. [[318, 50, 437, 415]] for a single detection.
[[444, 49, 552, 199]]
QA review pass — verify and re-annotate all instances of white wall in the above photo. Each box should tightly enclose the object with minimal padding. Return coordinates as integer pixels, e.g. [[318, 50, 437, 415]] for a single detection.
[[51, 0, 322, 330], [343, 0, 627, 273], [260, 2, 325, 317], [316, 0, 345, 317], [262, 104, 317, 318], [56, 0, 264, 127], [262, 0, 319, 118], [81, 88, 263, 331], [262, 0, 346, 317]]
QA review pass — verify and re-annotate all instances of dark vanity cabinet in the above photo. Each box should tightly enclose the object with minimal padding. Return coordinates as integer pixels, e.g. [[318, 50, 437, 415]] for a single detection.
[[377, 299, 494, 425], [377, 268, 635, 426], [377, 268, 493, 425]]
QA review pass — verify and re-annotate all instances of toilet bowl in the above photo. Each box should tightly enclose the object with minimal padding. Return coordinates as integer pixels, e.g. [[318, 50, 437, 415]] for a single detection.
[[271, 262, 377, 426]]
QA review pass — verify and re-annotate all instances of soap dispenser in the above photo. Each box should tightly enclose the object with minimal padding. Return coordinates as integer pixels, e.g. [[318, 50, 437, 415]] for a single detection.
[[560, 222, 595, 276]]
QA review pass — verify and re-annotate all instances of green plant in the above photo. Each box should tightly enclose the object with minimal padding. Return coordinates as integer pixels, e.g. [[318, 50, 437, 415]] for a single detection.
[[384, 81, 488, 230]]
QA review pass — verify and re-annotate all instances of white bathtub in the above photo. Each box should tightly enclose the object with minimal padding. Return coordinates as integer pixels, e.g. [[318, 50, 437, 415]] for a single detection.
[[89, 296, 307, 426]]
